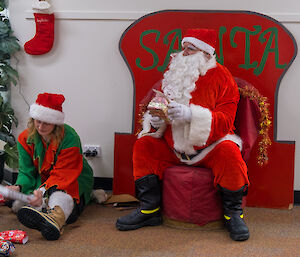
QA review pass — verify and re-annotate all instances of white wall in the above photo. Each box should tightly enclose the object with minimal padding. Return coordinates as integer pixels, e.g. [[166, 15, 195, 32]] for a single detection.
[[8, 1, 300, 189]]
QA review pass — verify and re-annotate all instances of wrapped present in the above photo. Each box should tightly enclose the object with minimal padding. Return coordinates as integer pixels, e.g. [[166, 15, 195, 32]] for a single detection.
[[0, 185, 31, 204], [0, 240, 15, 256], [0, 194, 5, 205], [147, 90, 170, 122], [0, 230, 28, 244]]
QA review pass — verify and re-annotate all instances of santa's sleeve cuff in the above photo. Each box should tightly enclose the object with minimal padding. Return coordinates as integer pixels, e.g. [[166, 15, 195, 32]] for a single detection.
[[188, 104, 212, 146], [138, 111, 152, 138]]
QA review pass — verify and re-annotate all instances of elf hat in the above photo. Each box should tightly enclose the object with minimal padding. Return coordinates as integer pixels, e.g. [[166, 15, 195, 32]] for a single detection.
[[30, 93, 65, 125], [181, 28, 217, 56]]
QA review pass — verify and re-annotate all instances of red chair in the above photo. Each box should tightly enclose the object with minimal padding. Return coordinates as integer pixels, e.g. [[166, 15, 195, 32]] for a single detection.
[[114, 11, 296, 209]]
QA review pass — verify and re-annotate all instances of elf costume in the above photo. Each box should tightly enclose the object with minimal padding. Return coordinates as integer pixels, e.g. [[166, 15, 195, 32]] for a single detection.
[[116, 28, 250, 241], [15, 93, 94, 241], [16, 124, 93, 204]]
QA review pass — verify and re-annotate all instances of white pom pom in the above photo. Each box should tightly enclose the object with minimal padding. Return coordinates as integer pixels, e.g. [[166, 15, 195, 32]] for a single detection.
[[91, 189, 108, 204], [32, 0, 53, 13], [32, 0, 51, 10], [11, 200, 26, 213]]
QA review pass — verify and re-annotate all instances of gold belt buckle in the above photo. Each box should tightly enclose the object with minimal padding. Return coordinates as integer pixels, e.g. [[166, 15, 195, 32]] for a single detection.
[[183, 153, 191, 161]]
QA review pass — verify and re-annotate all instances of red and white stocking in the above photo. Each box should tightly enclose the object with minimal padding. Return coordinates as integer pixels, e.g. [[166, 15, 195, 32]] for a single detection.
[[24, 0, 55, 55]]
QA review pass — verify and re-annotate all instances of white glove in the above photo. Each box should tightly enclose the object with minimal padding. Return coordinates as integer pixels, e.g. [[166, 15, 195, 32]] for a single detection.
[[168, 102, 192, 122], [150, 115, 165, 128]]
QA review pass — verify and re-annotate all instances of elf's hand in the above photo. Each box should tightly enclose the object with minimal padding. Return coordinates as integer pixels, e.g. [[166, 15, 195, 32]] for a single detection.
[[168, 102, 191, 122], [150, 115, 165, 128], [29, 189, 43, 207]]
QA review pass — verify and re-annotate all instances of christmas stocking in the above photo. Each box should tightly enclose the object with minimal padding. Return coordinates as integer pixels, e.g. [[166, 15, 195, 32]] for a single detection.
[[24, 0, 55, 55]]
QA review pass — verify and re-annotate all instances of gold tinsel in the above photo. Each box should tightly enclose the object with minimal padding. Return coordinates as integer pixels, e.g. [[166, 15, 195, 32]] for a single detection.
[[135, 103, 148, 136], [238, 86, 272, 166]]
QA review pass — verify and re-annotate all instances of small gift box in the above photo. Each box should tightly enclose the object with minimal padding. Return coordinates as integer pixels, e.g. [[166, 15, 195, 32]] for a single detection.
[[0, 230, 28, 244], [0, 194, 5, 205], [0, 240, 15, 256], [147, 90, 169, 122]]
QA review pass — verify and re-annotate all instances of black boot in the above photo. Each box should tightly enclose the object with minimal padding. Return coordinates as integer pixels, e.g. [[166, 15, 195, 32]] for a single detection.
[[220, 186, 249, 241], [116, 174, 162, 231]]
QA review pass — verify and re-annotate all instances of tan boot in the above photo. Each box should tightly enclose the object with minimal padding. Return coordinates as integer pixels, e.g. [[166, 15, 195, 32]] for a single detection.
[[17, 206, 65, 240]]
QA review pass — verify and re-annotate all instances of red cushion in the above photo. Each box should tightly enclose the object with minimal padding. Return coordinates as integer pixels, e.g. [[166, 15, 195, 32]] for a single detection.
[[162, 165, 223, 226]]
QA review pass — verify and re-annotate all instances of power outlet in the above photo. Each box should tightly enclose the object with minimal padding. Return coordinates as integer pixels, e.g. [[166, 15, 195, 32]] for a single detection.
[[83, 145, 101, 157]]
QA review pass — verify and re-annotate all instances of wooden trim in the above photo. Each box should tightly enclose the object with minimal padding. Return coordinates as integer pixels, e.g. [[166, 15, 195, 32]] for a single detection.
[[93, 177, 113, 191], [294, 191, 300, 205]]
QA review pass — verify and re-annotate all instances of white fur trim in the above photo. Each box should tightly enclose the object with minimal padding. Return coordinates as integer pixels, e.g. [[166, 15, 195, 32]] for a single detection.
[[176, 134, 243, 165], [138, 111, 152, 138], [32, 0, 53, 14], [188, 104, 212, 147], [182, 37, 215, 56], [172, 121, 196, 154], [48, 191, 74, 221], [170, 105, 212, 154], [91, 189, 108, 204], [11, 200, 26, 213], [30, 103, 65, 125], [201, 57, 217, 76], [138, 111, 166, 139]]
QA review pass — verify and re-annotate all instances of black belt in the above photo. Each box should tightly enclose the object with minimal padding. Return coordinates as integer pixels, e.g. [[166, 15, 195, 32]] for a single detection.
[[176, 149, 203, 161]]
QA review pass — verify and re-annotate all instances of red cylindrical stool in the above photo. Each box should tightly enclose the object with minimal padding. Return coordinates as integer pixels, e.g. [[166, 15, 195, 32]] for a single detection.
[[162, 165, 223, 229]]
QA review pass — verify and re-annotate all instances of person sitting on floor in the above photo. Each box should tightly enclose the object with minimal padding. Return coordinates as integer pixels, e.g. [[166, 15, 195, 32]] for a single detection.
[[6, 92, 94, 241], [115, 28, 250, 241]]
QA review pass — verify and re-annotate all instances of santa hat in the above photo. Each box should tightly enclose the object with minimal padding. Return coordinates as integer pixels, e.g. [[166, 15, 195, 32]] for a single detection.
[[30, 93, 65, 125], [181, 28, 217, 56]]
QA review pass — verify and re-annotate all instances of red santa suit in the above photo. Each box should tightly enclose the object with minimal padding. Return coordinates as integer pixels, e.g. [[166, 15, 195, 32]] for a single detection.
[[133, 62, 249, 191], [116, 28, 249, 241]]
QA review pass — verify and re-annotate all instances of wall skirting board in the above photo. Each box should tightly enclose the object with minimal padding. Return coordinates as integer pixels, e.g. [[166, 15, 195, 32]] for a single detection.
[[294, 191, 300, 205], [2, 168, 113, 191], [93, 177, 113, 191]]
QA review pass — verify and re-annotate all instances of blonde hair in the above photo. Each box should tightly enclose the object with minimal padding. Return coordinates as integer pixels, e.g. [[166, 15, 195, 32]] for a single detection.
[[27, 118, 64, 146]]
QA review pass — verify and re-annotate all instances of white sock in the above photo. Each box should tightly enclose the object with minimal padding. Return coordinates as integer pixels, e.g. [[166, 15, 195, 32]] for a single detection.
[[48, 191, 74, 221]]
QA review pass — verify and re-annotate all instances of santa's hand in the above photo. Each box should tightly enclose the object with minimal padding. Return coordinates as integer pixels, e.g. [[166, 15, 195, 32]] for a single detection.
[[150, 115, 165, 128], [168, 102, 192, 122]]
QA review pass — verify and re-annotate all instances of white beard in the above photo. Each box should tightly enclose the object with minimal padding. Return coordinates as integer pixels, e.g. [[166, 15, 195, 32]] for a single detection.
[[162, 51, 216, 105]]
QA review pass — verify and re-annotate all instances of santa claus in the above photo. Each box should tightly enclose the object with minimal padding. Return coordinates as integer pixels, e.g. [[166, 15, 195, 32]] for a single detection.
[[116, 28, 250, 241]]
